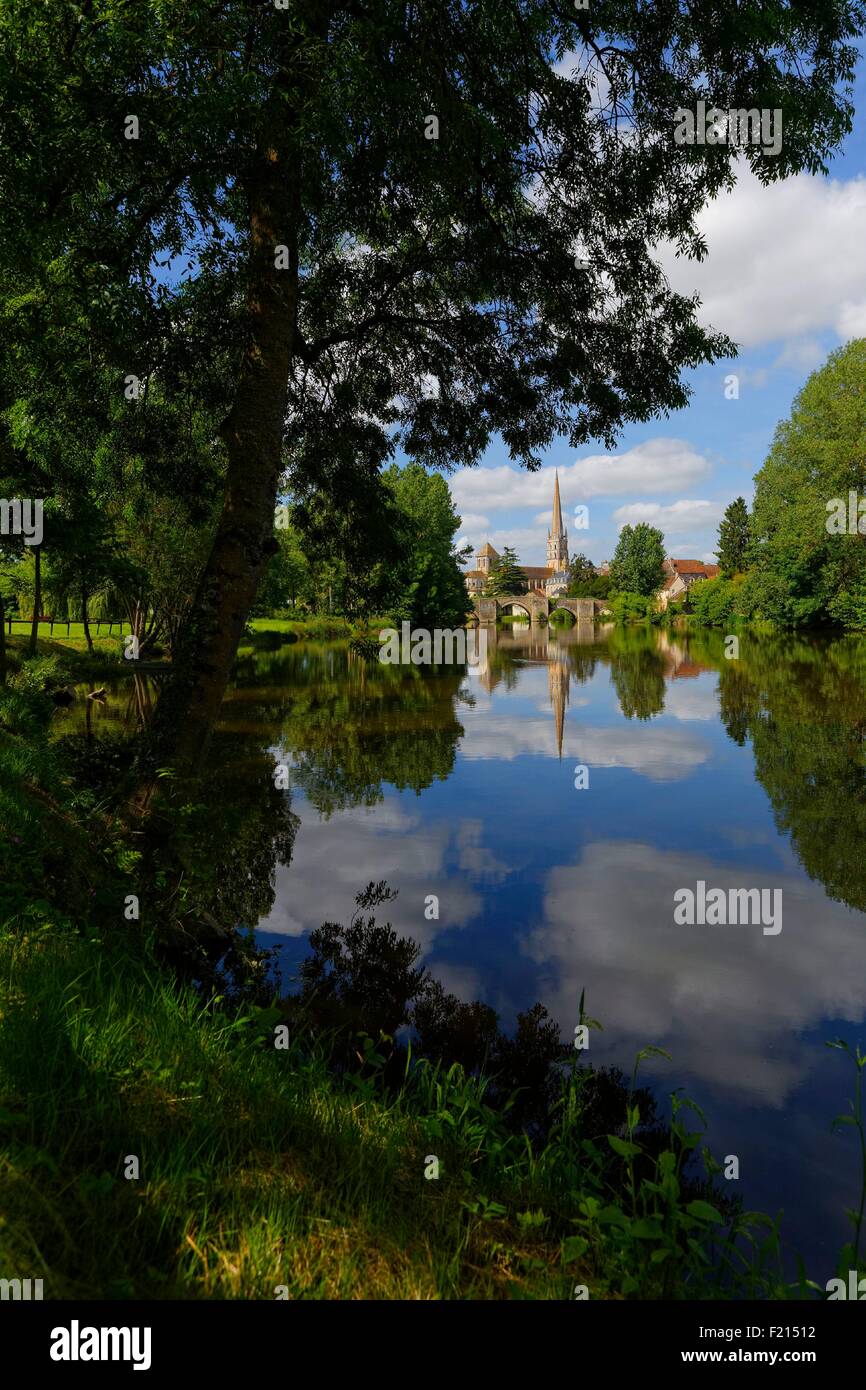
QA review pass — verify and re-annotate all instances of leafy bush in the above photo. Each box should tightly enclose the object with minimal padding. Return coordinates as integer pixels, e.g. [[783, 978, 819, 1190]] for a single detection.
[[828, 581, 866, 630], [608, 591, 654, 624], [689, 575, 743, 627], [735, 569, 824, 627], [9, 653, 66, 694]]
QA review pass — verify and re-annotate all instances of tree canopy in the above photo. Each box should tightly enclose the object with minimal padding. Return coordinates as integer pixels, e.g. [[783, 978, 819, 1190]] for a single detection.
[[716, 497, 751, 578], [1, 0, 863, 765], [750, 339, 866, 626], [610, 523, 666, 598], [484, 547, 528, 598]]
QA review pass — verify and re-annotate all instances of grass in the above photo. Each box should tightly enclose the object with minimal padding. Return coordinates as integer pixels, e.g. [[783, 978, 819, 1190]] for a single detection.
[[2, 630, 137, 681], [0, 925, 571, 1300], [0, 917, 833, 1301], [4, 619, 132, 644], [249, 615, 389, 641]]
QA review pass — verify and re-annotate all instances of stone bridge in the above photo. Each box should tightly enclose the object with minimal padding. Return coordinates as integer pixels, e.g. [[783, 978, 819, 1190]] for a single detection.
[[472, 593, 605, 623]]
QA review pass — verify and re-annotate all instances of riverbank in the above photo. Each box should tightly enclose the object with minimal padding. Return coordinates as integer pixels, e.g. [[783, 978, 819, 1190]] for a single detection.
[[0, 616, 388, 677], [0, 919, 801, 1301], [249, 615, 392, 641], [3, 629, 863, 1300]]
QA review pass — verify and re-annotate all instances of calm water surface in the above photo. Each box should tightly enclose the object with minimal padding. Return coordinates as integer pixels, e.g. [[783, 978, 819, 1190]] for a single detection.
[[63, 622, 866, 1279]]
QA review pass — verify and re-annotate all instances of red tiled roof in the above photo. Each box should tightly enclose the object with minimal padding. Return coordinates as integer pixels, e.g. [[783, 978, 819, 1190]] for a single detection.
[[669, 559, 719, 577]]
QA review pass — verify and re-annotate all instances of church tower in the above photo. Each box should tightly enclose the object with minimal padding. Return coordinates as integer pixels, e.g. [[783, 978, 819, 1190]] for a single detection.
[[546, 470, 568, 571]]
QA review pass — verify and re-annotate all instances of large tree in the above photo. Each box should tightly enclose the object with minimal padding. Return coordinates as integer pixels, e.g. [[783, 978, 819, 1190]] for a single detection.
[[750, 339, 866, 625], [716, 497, 751, 578], [382, 461, 470, 628], [1, 0, 863, 770], [610, 523, 666, 598]]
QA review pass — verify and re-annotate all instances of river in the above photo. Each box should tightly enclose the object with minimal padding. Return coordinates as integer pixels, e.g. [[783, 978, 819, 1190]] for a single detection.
[[58, 620, 866, 1280]]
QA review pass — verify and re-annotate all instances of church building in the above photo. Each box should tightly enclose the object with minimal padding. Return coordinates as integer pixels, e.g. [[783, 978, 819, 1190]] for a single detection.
[[464, 472, 571, 597]]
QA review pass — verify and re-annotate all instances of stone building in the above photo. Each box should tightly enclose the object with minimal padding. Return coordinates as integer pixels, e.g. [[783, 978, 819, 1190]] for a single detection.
[[464, 472, 571, 597], [656, 557, 721, 610]]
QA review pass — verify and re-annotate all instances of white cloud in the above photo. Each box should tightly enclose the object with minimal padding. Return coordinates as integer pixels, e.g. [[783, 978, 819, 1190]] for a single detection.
[[457, 705, 712, 778], [732, 365, 770, 389], [258, 798, 483, 952], [455, 819, 512, 882], [773, 338, 826, 373], [450, 439, 713, 516], [526, 840, 866, 1104], [611, 499, 722, 533], [663, 679, 720, 723], [454, 511, 490, 532], [836, 300, 866, 341], [661, 168, 866, 349]]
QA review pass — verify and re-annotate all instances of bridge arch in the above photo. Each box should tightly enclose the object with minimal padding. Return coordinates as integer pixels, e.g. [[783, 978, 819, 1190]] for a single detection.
[[499, 599, 534, 619], [549, 604, 577, 624], [471, 593, 605, 623]]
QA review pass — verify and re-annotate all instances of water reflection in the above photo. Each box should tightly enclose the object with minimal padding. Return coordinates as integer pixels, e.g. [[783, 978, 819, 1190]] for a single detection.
[[48, 621, 866, 1273]]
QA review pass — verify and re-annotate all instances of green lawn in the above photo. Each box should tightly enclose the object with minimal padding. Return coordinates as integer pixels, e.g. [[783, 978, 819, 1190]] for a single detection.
[[4, 619, 132, 639]]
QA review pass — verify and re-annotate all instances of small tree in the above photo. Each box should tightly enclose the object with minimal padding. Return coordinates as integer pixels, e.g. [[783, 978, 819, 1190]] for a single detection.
[[717, 497, 751, 578], [567, 553, 611, 598], [610, 524, 666, 598], [484, 547, 527, 597], [566, 553, 596, 592]]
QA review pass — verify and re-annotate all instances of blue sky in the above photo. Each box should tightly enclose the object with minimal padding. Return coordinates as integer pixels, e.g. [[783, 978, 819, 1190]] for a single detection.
[[451, 49, 866, 570]]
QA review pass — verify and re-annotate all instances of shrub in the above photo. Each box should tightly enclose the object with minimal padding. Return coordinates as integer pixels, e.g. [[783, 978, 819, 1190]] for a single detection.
[[689, 575, 742, 628], [608, 591, 654, 624]]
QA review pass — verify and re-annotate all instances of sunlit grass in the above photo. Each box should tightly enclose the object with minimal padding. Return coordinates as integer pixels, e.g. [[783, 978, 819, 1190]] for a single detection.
[[0, 922, 827, 1301]]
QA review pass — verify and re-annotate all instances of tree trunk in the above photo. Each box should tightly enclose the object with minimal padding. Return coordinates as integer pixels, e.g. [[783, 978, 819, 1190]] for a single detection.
[[28, 547, 41, 656], [82, 584, 94, 654], [144, 151, 299, 774], [0, 589, 6, 685]]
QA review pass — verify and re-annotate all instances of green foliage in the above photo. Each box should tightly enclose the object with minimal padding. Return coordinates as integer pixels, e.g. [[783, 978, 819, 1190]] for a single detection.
[[1, 0, 863, 752], [609, 525, 666, 599], [606, 628, 667, 719], [688, 575, 744, 628], [716, 497, 751, 578], [0, 918, 832, 1301], [484, 547, 528, 597], [383, 462, 472, 628], [827, 580, 866, 631], [608, 590, 655, 625], [251, 523, 312, 617], [567, 554, 612, 598], [750, 340, 866, 627]]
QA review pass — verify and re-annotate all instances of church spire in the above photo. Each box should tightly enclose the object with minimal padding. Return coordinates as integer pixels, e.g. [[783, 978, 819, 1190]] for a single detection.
[[546, 469, 568, 574], [551, 469, 563, 537]]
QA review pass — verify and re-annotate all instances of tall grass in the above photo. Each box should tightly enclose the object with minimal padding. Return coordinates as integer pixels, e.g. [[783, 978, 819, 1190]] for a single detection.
[[0, 922, 830, 1301]]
